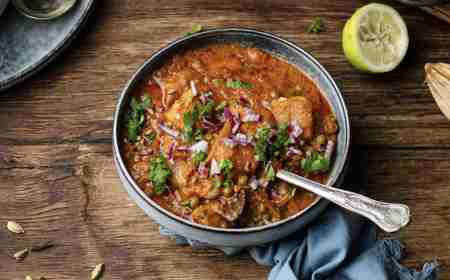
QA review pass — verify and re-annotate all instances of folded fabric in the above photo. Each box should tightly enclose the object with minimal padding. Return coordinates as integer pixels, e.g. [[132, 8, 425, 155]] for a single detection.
[[160, 205, 438, 280]]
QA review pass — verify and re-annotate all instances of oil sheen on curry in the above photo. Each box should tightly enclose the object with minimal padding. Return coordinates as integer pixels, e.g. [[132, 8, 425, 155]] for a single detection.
[[122, 44, 338, 228]]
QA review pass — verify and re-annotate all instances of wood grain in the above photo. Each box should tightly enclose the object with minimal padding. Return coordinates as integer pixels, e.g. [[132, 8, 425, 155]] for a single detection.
[[1, 0, 449, 279]]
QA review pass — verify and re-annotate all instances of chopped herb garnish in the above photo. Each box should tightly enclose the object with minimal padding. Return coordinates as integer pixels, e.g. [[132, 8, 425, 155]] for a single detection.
[[183, 108, 200, 143], [144, 131, 157, 144], [301, 152, 330, 173], [308, 18, 324, 34], [213, 177, 222, 188], [192, 151, 207, 166], [185, 24, 203, 36], [181, 200, 192, 208], [266, 164, 276, 181], [219, 159, 233, 174], [255, 123, 292, 163], [255, 127, 271, 162], [226, 79, 253, 89], [198, 100, 215, 117], [215, 101, 227, 112], [127, 95, 151, 142], [212, 79, 225, 86], [194, 129, 204, 141], [271, 123, 291, 157], [223, 178, 233, 188], [148, 155, 172, 195]]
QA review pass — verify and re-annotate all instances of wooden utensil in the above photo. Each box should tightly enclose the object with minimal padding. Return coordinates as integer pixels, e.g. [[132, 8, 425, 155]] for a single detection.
[[425, 63, 450, 120]]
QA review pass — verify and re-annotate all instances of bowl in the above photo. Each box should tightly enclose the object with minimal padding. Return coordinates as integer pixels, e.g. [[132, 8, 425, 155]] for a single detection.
[[0, 0, 9, 17], [113, 28, 351, 247]]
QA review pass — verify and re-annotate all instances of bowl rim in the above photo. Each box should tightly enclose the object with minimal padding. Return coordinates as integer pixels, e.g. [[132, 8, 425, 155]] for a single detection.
[[113, 27, 351, 234]]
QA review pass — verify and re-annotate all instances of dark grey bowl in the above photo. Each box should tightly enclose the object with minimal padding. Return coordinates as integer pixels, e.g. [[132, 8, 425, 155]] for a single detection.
[[113, 28, 351, 247]]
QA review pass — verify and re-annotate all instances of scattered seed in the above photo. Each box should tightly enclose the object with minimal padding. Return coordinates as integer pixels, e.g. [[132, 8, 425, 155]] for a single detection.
[[7, 221, 25, 234], [13, 248, 28, 261], [39, 277, 47, 280], [30, 240, 54, 252], [90, 263, 105, 280]]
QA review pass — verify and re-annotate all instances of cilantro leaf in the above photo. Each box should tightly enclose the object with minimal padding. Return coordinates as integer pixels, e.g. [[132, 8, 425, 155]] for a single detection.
[[198, 100, 215, 117], [266, 164, 276, 181], [255, 127, 271, 162], [148, 155, 172, 195], [219, 159, 233, 174], [225, 79, 253, 89], [144, 132, 156, 144], [301, 152, 330, 173], [270, 123, 291, 157], [308, 18, 324, 34], [185, 24, 203, 36], [127, 95, 151, 142], [192, 151, 207, 166], [183, 108, 199, 143]]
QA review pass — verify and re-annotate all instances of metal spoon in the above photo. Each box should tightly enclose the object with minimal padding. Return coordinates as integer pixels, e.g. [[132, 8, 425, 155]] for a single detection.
[[277, 170, 410, 233]]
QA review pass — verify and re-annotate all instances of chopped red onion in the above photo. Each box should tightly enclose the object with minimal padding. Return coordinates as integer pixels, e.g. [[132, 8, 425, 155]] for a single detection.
[[232, 121, 241, 134], [159, 123, 179, 139], [177, 145, 191, 152], [210, 159, 220, 176], [174, 190, 182, 202], [223, 138, 236, 148], [242, 108, 261, 123], [232, 133, 252, 146], [190, 80, 198, 96], [168, 143, 176, 163], [223, 107, 240, 134], [239, 96, 250, 106], [223, 107, 234, 121], [190, 140, 208, 153], [259, 179, 269, 188], [249, 176, 259, 190], [286, 147, 303, 157], [324, 140, 335, 160], [201, 118, 220, 131], [198, 162, 209, 178], [289, 120, 303, 139]]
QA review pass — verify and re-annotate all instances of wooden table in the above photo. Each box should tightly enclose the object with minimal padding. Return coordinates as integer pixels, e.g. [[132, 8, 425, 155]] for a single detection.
[[1, 1, 449, 279]]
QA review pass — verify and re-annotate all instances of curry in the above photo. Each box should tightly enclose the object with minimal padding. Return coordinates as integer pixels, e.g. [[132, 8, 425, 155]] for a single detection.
[[121, 44, 338, 228]]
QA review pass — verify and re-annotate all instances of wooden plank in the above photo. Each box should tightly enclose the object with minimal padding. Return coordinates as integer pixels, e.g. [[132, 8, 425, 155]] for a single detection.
[[421, 4, 450, 24]]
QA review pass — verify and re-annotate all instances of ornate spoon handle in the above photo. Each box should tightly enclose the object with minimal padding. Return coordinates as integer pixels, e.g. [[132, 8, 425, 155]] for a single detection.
[[277, 170, 410, 233]]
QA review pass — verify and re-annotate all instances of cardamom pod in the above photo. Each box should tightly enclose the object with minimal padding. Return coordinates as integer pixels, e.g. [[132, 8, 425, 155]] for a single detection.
[[13, 248, 29, 261], [425, 63, 450, 121], [30, 241, 54, 252], [90, 263, 105, 280], [6, 221, 25, 234]]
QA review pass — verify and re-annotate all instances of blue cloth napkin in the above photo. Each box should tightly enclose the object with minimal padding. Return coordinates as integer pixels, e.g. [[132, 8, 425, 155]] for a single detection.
[[160, 205, 438, 280]]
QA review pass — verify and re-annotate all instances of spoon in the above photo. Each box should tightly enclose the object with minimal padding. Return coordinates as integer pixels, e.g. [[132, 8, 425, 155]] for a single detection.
[[277, 170, 410, 233]]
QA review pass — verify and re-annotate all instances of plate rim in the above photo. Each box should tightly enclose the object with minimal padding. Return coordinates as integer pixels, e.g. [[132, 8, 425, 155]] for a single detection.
[[0, 0, 95, 92]]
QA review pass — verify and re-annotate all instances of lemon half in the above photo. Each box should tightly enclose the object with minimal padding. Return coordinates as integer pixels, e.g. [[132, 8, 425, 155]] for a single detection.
[[343, 3, 409, 73]]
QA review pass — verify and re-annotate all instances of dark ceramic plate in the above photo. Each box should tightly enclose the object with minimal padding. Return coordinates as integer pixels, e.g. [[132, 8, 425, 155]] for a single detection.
[[0, 0, 94, 91]]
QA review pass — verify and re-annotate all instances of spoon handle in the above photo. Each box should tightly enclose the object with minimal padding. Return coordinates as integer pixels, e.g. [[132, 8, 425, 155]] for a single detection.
[[277, 170, 410, 233]]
